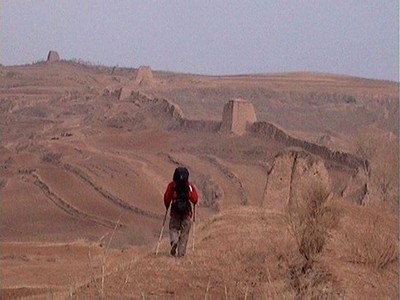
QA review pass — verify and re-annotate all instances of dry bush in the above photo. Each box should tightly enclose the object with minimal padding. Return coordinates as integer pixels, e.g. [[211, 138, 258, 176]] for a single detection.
[[371, 163, 398, 212], [370, 140, 398, 210], [5, 71, 21, 78], [342, 217, 397, 270], [277, 232, 341, 299], [283, 182, 342, 298], [194, 174, 223, 211], [353, 128, 398, 210], [41, 151, 63, 164], [0, 179, 7, 190], [354, 130, 378, 173], [286, 183, 340, 261], [288, 255, 338, 299], [84, 217, 121, 299]]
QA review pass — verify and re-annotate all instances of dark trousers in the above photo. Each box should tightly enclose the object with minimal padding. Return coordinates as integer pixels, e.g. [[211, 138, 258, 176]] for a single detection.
[[169, 214, 192, 257]]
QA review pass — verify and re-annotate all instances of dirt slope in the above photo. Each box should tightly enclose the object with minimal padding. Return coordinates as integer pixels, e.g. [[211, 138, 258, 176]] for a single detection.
[[72, 204, 397, 299]]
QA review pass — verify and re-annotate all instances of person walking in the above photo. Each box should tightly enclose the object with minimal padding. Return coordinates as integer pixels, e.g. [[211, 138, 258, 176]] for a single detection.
[[163, 167, 198, 257]]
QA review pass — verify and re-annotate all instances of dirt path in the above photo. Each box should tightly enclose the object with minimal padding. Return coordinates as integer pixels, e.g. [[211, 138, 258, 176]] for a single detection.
[[164, 153, 247, 209], [63, 163, 161, 220], [31, 172, 121, 230], [202, 155, 248, 205]]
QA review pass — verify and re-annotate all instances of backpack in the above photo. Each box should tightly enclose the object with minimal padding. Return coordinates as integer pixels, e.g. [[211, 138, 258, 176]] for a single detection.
[[171, 167, 191, 215]]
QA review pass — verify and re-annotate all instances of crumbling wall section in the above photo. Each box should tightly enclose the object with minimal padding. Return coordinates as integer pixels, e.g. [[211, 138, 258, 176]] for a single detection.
[[250, 121, 367, 171], [263, 148, 331, 210], [174, 119, 222, 132]]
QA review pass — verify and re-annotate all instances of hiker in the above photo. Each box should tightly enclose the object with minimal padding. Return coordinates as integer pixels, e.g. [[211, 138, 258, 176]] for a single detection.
[[164, 167, 198, 257]]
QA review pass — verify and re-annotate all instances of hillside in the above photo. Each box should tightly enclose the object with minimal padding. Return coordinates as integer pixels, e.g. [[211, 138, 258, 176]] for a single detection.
[[71, 203, 397, 299], [2, 204, 396, 299], [0, 61, 398, 298]]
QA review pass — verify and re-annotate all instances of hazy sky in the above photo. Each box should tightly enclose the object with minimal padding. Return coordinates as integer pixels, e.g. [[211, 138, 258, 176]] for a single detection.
[[1, 1, 398, 81]]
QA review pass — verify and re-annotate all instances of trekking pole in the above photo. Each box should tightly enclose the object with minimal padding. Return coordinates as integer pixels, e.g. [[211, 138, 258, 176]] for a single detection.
[[192, 204, 196, 251], [155, 207, 168, 256]]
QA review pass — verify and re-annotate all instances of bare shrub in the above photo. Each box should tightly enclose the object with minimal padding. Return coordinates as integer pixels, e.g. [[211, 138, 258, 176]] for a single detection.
[[288, 256, 338, 299], [0, 179, 7, 190], [372, 161, 398, 205], [353, 129, 399, 210], [354, 133, 377, 158], [287, 183, 340, 261], [283, 182, 342, 298], [41, 151, 63, 164], [342, 217, 397, 270], [5, 71, 20, 78], [277, 236, 341, 299], [86, 217, 121, 299], [32, 59, 46, 65], [194, 174, 223, 211], [370, 140, 398, 209], [353, 129, 379, 174]]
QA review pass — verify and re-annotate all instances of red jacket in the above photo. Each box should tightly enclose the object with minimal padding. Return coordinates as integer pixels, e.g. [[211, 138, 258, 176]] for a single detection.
[[164, 181, 198, 217]]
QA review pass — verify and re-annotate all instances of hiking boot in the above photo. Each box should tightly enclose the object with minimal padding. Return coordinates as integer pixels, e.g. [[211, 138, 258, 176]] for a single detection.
[[170, 243, 177, 256]]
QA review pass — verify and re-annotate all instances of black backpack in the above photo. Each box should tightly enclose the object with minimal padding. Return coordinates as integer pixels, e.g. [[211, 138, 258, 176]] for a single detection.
[[171, 167, 191, 215]]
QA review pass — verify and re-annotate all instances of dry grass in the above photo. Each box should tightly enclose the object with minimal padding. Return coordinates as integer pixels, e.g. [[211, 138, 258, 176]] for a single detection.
[[71, 207, 294, 298], [342, 216, 397, 271], [67, 202, 399, 299], [324, 200, 399, 299], [347, 127, 399, 281], [86, 217, 121, 299]]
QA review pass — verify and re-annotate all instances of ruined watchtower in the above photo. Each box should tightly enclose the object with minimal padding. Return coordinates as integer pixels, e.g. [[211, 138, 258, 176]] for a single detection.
[[220, 99, 257, 135], [135, 66, 153, 86], [47, 51, 60, 62]]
